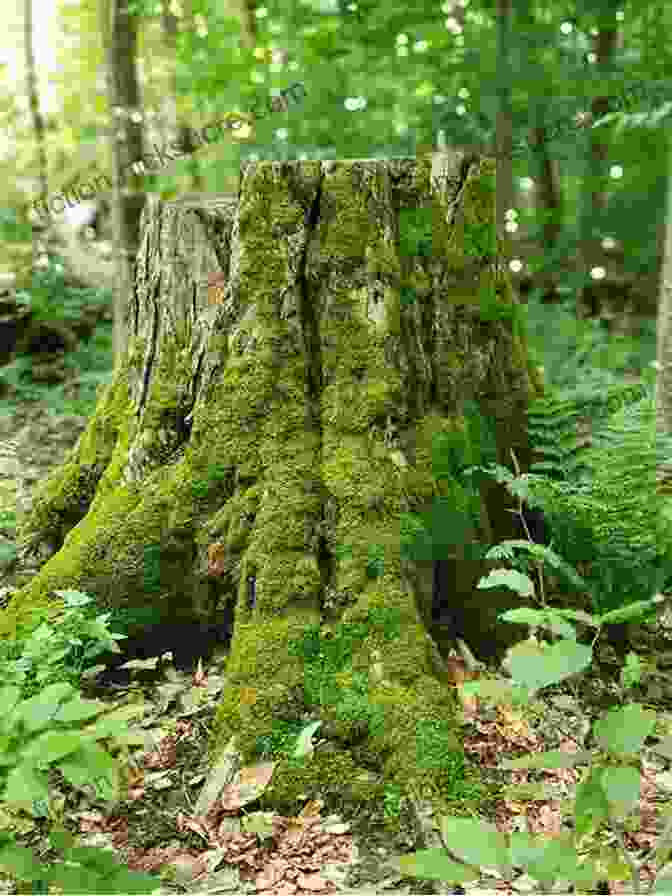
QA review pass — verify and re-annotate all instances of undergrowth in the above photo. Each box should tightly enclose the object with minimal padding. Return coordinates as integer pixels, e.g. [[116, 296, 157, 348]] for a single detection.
[[517, 384, 672, 617], [0, 256, 113, 419]]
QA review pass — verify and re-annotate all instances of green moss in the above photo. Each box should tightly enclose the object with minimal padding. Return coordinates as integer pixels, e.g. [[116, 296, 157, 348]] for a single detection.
[[259, 748, 386, 819], [3, 156, 537, 827]]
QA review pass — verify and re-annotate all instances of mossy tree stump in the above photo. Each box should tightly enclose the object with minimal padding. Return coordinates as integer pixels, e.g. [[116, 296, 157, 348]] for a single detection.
[[4, 152, 542, 821]]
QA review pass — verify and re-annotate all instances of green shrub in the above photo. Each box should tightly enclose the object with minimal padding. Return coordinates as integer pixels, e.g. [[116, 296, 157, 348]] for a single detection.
[[15, 259, 111, 326], [475, 389, 672, 617], [1, 590, 127, 699], [0, 679, 159, 893], [393, 517, 671, 892], [523, 292, 656, 390], [0, 588, 159, 894], [0, 255, 113, 416]]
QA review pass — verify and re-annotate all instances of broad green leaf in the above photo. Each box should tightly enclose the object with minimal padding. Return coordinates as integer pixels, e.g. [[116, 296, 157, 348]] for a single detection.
[[506, 639, 592, 692], [0, 735, 18, 765], [0, 687, 22, 716], [556, 608, 600, 628], [48, 829, 76, 852], [620, 652, 642, 689], [0, 843, 45, 881], [57, 741, 120, 803], [503, 749, 592, 770], [80, 702, 147, 734], [38, 863, 102, 894], [13, 683, 78, 733], [439, 816, 509, 870], [600, 766, 640, 817], [500, 608, 577, 640], [293, 720, 322, 757], [396, 848, 479, 882], [53, 590, 93, 607], [521, 835, 597, 886], [20, 731, 84, 767], [499, 608, 549, 626], [539, 614, 577, 640], [0, 541, 17, 564], [53, 695, 109, 725], [507, 831, 548, 870], [461, 678, 529, 706], [477, 569, 535, 598], [574, 768, 610, 836], [564, 859, 604, 887], [599, 596, 662, 625], [3, 762, 50, 814], [594, 704, 656, 754], [485, 542, 587, 589]]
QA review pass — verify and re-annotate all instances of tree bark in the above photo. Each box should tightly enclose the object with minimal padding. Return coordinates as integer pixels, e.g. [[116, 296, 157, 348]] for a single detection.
[[495, 0, 514, 259], [160, 0, 205, 193], [101, 0, 146, 365], [576, 17, 622, 319], [4, 153, 542, 819], [235, 0, 257, 50], [656, 138, 672, 492], [23, 0, 49, 270]]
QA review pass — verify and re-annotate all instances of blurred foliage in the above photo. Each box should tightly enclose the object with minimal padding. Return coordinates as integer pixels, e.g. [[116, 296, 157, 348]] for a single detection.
[[0, 257, 113, 418]]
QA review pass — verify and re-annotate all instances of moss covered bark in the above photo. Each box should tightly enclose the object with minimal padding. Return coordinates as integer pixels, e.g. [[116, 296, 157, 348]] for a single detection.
[[2, 152, 541, 825]]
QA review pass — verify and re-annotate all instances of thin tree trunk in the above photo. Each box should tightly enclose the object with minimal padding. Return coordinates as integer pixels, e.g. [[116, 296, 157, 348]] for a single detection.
[[100, 0, 146, 365], [656, 136, 672, 487], [495, 0, 514, 255], [160, 0, 205, 191], [577, 16, 622, 318], [515, 0, 564, 298], [23, 0, 49, 269], [528, 121, 563, 298], [236, 0, 256, 49]]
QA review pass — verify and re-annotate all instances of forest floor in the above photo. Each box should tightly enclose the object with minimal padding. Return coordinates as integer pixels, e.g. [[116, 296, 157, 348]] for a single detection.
[[1, 395, 672, 895]]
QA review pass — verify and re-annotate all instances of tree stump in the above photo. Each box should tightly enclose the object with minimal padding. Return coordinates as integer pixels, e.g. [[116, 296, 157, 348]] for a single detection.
[[4, 151, 542, 821]]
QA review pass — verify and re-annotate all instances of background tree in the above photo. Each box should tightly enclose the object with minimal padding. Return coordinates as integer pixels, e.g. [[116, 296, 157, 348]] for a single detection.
[[22, 0, 48, 272], [575, 1, 623, 319], [656, 136, 672, 477], [100, 0, 145, 363], [158, 0, 205, 193]]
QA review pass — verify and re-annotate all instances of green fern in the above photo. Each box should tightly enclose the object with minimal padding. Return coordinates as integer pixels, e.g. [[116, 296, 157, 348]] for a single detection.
[[527, 392, 585, 479], [526, 381, 650, 481], [520, 388, 672, 614]]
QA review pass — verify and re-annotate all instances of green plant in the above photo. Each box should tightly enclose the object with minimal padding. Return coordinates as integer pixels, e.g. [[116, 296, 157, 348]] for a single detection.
[[191, 462, 230, 499], [383, 783, 404, 820], [0, 509, 17, 531], [255, 719, 308, 760], [0, 255, 113, 417], [414, 718, 486, 804], [0, 679, 158, 893], [285, 611, 401, 754], [0, 538, 17, 566], [473, 389, 672, 617], [393, 536, 672, 892], [0, 588, 162, 892], [1, 590, 127, 699], [15, 260, 111, 326], [523, 292, 657, 390]]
